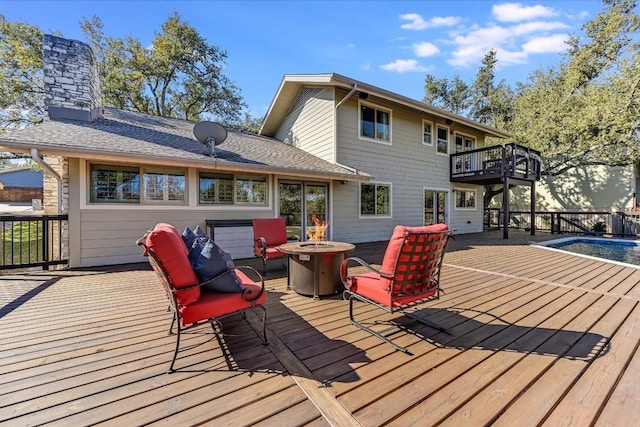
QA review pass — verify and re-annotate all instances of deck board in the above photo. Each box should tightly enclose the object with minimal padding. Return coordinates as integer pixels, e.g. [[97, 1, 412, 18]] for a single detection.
[[2, 231, 640, 426]]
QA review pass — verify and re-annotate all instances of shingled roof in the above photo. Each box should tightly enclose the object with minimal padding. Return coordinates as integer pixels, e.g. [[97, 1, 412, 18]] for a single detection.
[[0, 107, 370, 181]]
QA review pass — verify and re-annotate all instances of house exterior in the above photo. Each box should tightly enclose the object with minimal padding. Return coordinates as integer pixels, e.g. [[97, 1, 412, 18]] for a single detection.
[[0, 35, 529, 268], [0, 168, 43, 203], [506, 164, 639, 212]]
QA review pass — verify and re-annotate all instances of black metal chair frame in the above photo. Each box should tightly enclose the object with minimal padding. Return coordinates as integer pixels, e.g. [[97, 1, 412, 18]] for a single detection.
[[342, 229, 453, 353], [138, 239, 268, 373]]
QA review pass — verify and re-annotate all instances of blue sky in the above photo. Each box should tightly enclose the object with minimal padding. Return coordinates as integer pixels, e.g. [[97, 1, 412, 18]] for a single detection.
[[4, 0, 604, 118]]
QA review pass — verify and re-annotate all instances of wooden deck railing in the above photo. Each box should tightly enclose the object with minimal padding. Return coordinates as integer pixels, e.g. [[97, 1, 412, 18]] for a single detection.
[[0, 214, 69, 270], [485, 209, 640, 237], [451, 143, 542, 184]]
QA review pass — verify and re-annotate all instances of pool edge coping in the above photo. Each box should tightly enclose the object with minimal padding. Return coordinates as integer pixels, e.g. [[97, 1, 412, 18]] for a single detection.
[[530, 236, 640, 270]]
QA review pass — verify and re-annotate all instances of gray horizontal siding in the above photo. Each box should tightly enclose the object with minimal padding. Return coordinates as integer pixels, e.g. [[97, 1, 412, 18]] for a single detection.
[[77, 209, 269, 267], [333, 93, 485, 242]]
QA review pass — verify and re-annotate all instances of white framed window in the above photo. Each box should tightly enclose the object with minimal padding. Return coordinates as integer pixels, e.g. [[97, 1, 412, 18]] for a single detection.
[[455, 188, 476, 209], [436, 125, 449, 154], [422, 120, 433, 145], [454, 133, 477, 173], [236, 175, 267, 205], [198, 172, 267, 205], [90, 164, 140, 203], [360, 182, 392, 217], [359, 102, 392, 144], [89, 163, 186, 204], [424, 188, 448, 225], [143, 168, 186, 203], [198, 173, 234, 204]]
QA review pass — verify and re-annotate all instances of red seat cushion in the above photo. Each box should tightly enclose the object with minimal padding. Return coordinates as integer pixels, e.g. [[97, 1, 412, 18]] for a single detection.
[[262, 246, 286, 260], [179, 268, 266, 325], [349, 272, 437, 308], [145, 223, 200, 306]]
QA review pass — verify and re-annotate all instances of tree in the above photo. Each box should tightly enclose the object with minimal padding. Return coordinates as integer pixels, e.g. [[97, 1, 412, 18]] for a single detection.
[[510, 0, 640, 178], [423, 0, 640, 207], [423, 50, 514, 129], [81, 12, 246, 124], [229, 112, 264, 133], [0, 15, 46, 133], [423, 74, 470, 115]]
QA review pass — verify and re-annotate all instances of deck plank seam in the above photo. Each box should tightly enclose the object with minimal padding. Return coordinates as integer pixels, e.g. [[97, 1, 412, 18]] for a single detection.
[[444, 263, 640, 302]]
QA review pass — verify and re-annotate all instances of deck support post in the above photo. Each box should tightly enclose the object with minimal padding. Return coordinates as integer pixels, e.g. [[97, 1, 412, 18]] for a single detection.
[[530, 181, 536, 236], [503, 176, 510, 239]]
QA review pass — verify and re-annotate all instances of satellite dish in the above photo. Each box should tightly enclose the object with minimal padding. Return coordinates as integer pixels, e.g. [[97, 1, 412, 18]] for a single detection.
[[193, 121, 228, 157]]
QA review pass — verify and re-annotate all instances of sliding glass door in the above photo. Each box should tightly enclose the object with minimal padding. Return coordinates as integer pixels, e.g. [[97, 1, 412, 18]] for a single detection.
[[279, 182, 327, 240], [424, 189, 447, 225]]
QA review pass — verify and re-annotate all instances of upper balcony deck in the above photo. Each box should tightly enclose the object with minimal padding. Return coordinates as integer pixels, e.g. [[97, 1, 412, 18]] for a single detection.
[[450, 143, 542, 185]]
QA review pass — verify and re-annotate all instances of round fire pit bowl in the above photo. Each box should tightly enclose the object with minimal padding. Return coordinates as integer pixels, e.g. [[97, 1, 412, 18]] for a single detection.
[[278, 241, 355, 299]]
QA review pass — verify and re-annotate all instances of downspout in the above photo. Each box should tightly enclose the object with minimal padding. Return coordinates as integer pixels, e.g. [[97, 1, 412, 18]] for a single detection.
[[31, 148, 62, 214], [334, 83, 359, 173]]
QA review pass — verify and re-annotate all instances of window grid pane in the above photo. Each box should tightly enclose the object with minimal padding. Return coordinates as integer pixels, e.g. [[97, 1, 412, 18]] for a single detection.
[[437, 126, 448, 154], [144, 171, 186, 203], [361, 105, 390, 142], [423, 122, 432, 144], [360, 184, 375, 215], [90, 165, 140, 203], [199, 174, 234, 204], [376, 185, 390, 215], [236, 177, 267, 204]]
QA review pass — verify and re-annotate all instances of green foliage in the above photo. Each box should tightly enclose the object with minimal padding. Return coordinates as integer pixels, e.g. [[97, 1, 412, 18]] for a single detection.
[[0, 221, 43, 266], [511, 0, 640, 177], [423, 0, 640, 207], [81, 13, 246, 124], [0, 14, 46, 133], [592, 221, 607, 233]]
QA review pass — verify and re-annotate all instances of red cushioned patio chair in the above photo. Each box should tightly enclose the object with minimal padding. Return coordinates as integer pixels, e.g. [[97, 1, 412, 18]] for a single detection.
[[137, 223, 267, 373], [253, 217, 290, 275], [340, 223, 454, 353]]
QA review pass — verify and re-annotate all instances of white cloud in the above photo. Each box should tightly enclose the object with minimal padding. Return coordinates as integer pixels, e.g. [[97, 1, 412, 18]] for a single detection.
[[400, 13, 461, 30], [413, 42, 440, 57], [511, 21, 568, 36], [447, 20, 570, 67], [522, 33, 569, 53], [380, 59, 430, 73], [492, 3, 557, 22]]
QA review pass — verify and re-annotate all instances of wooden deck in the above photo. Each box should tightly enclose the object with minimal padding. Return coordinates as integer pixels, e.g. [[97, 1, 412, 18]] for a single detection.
[[2, 231, 639, 426]]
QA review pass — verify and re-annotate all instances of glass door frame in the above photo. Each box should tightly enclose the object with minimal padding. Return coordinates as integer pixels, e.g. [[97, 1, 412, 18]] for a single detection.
[[277, 180, 329, 241], [424, 188, 449, 226]]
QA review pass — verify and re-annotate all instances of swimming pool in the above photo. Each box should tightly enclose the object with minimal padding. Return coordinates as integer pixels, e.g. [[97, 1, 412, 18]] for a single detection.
[[533, 237, 640, 268]]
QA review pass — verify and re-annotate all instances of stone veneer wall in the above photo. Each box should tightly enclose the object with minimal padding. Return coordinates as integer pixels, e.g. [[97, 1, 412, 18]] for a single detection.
[[42, 34, 102, 268], [42, 155, 69, 267], [42, 34, 102, 120]]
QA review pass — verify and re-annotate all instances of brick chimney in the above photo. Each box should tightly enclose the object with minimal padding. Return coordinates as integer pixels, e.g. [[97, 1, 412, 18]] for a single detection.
[[42, 34, 103, 121]]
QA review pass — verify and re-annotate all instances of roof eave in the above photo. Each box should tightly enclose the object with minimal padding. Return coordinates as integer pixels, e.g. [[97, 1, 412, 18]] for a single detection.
[[0, 141, 371, 183], [260, 73, 512, 139]]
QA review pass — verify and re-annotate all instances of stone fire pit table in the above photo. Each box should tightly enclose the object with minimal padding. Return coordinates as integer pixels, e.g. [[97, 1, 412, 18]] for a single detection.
[[278, 241, 356, 299]]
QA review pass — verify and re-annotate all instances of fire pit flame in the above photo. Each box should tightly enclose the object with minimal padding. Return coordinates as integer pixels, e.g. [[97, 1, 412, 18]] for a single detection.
[[307, 214, 328, 243]]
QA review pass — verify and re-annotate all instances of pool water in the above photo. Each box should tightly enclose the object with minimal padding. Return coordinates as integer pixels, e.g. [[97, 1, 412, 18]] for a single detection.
[[547, 239, 640, 266]]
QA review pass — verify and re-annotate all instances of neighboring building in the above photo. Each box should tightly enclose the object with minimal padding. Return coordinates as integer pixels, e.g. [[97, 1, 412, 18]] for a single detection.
[[507, 164, 639, 212], [0, 168, 43, 203], [0, 35, 536, 268]]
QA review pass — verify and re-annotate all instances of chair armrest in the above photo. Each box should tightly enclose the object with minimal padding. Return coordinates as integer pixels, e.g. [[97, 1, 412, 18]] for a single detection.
[[235, 265, 266, 302], [340, 257, 393, 289], [255, 237, 267, 256]]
